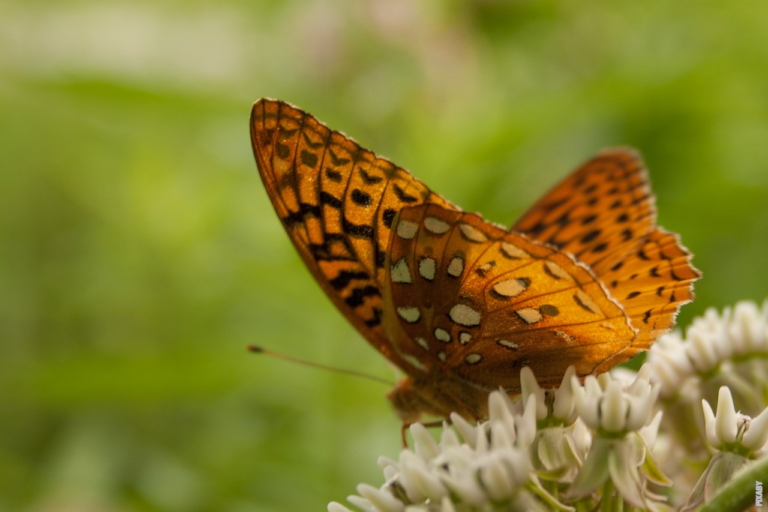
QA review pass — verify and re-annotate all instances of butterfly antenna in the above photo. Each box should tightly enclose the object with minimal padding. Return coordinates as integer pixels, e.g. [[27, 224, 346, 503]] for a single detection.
[[247, 345, 393, 386]]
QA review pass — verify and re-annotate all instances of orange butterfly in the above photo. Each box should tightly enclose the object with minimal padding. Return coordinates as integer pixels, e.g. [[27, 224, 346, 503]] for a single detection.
[[250, 98, 700, 426]]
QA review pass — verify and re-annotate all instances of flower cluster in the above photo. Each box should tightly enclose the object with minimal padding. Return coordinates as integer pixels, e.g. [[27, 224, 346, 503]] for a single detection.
[[329, 300, 768, 511], [647, 300, 768, 415]]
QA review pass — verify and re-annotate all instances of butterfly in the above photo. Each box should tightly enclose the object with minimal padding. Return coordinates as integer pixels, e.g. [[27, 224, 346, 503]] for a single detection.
[[250, 98, 700, 426]]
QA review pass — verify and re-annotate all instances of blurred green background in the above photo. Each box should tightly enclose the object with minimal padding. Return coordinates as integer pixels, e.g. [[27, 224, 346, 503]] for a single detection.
[[1, 1, 767, 510]]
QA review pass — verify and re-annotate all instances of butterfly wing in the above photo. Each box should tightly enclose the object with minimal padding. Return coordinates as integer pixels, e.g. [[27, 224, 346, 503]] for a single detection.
[[250, 99, 458, 361], [595, 228, 700, 366], [512, 148, 700, 363], [383, 203, 637, 398], [512, 148, 656, 274]]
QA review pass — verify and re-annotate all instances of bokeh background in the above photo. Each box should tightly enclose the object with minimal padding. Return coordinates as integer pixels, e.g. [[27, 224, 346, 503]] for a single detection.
[[2, 1, 768, 510]]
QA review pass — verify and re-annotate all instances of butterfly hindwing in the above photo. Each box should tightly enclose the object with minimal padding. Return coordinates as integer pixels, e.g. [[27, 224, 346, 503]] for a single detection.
[[384, 203, 637, 392], [512, 149, 656, 276], [595, 228, 700, 361], [512, 148, 700, 370]]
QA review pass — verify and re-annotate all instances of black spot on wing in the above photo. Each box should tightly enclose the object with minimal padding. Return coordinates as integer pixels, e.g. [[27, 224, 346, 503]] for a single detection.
[[351, 189, 372, 207], [277, 143, 291, 159], [325, 168, 342, 182], [358, 168, 383, 184], [345, 285, 381, 308], [382, 208, 397, 228], [581, 229, 601, 244], [343, 218, 375, 239], [643, 309, 652, 324], [329, 270, 370, 290], [365, 308, 383, 327], [540, 304, 560, 316], [393, 184, 418, 204], [301, 131, 324, 149], [320, 191, 342, 209], [329, 149, 350, 166], [300, 149, 318, 167]]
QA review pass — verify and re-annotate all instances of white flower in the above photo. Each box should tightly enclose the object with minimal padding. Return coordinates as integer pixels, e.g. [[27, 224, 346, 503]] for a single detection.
[[728, 300, 768, 355], [329, 301, 768, 512], [331, 391, 560, 512], [701, 386, 768, 453], [649, 300, 768, 384], [520, 365, 577, 424], [646, 331, 695, 398], [573, 365, 660, 433], [685, 385, 768, 510], [647, 299, 768, 421]]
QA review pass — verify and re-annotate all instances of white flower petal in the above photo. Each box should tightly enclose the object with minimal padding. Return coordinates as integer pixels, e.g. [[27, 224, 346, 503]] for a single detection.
[[383, 465, 398, 481], [611, 367, 639, 387], [357, 483, 405, 512], [410, 423, 440, 462], [597, 372, 613, 389], [377, 456, 399, 471], [489, 420, 514, 450], [635, 363, 653, 383], [552, 366, 577, 420], [742, 406, 768, 450], [439, 496, 456, 512], [346, 495, 377, 512], [702, 398, 719, 447], [584, 375, 602, 395], [449, 412, 477, 447], [439, 470, 487, 506], [440, 423, 461, 448], [520, 366, 547, 420], [639, 411, 663, 449], [570, 418, 592, 459], [602, 380, 629, 432], [626, 382, 660, 431], [475, 423, 490, 454], [715, 386, 738, 444], [488, 391, 516, 434], [731, 301, 767, 354], [478, 456, 515, 501], [398, 450, 446, 502], [517, 397, 538, 448], [686, 326, 719, 372]]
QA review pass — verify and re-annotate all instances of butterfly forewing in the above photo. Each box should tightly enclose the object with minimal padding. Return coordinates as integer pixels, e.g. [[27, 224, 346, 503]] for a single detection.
[[251, 99, 458, 361]]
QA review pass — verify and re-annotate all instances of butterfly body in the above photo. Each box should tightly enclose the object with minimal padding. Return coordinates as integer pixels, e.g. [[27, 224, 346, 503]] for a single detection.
[[250, 99, 700, 425]]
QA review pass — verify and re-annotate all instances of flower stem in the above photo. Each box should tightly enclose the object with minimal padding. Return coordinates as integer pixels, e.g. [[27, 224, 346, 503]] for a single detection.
[[599, 479, 617, 512], [699, 456, 768, 512]]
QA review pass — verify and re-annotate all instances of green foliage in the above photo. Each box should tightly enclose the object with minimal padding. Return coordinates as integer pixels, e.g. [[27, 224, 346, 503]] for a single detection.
[[1, 1, 767, 510]]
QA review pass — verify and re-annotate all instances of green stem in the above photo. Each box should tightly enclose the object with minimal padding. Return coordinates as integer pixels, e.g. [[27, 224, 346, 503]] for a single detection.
[[699, 456, 768, 512], [600, 479, 615, 512]]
